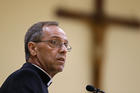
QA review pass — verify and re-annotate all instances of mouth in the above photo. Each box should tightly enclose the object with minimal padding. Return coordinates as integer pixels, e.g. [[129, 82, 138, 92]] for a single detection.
[[57, 58, 65, 63]]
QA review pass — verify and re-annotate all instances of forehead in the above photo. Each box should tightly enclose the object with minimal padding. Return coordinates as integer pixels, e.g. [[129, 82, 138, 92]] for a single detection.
[[42, 25, 68, 41]]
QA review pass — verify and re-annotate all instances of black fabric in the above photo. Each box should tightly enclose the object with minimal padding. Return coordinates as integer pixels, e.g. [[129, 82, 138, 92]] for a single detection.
[[0, 62, 51, 93]]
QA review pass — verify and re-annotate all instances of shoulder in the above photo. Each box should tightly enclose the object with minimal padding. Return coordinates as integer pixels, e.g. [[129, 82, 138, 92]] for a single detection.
[[9, 67, 39, 80], [0, 68, 43, 93], [15, 67, 40, 78], [7, 67, 41, 85]]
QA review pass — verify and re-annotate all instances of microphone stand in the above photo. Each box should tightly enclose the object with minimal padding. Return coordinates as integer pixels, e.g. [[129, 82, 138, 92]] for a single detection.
[[95, 88, 105, 93]]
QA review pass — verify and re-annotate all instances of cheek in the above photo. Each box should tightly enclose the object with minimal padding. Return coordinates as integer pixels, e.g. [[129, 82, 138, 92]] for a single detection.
[[38, 47, 57, 62], [36, 44, 59, 61], [46, 52, 55, 61]]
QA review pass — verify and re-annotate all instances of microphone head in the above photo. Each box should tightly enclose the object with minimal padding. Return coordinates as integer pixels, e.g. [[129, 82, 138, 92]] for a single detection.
[[86, 85, 96, 92]]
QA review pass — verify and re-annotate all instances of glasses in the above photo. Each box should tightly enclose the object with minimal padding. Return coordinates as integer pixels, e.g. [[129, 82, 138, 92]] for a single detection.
[[33, 39, 72, 52]]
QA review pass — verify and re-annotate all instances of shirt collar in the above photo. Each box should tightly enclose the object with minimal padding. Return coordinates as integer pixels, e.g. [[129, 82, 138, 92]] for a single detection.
[[32, 64, 52, 87]]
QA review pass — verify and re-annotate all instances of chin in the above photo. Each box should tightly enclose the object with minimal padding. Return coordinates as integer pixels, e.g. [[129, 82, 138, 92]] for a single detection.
[[57, 66, 64, 72]]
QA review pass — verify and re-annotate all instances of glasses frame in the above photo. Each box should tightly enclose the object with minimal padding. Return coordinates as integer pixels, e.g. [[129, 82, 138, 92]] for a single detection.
[[33, 40, 72, 52]]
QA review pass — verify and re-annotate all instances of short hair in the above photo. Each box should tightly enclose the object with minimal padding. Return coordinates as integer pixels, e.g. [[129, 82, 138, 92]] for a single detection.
[[24, 21, 58, 61]]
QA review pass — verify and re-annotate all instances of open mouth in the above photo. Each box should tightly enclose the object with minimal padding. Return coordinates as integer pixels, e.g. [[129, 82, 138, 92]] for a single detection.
[[58, 58, 64, 61], [57, 58, 65, 63]]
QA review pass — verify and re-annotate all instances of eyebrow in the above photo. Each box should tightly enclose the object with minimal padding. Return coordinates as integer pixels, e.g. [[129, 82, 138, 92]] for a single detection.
[[50, 36, 68, 43]]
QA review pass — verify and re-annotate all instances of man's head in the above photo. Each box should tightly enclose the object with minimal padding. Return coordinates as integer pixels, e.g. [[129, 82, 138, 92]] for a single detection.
[[24, 21, 71, 77]]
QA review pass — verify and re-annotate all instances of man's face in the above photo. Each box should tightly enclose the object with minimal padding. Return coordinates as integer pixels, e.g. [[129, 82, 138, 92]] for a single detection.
[[35, 25, 68, 76]]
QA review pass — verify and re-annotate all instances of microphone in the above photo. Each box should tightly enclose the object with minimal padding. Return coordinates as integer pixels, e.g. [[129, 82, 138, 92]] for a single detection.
[[86, 85, 105, 93], [86, 85, 96, 92]]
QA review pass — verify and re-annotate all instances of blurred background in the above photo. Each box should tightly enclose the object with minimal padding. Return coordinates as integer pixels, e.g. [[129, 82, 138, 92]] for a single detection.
[[0, 0, 140, 93]]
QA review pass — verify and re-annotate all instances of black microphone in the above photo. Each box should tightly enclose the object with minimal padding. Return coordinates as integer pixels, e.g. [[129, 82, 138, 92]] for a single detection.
[[86, 85, 105, 93], [86, 85, 96, 92]]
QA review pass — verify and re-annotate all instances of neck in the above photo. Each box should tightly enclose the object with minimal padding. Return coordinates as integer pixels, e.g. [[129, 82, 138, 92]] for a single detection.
[[27, 57, 57, 78]]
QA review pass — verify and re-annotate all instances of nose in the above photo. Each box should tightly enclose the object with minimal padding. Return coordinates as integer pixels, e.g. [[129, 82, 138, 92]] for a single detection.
[[59, 44, 67, 54]]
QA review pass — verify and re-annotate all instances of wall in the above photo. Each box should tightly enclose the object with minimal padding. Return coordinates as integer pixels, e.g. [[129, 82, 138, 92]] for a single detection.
[[0, 0, 140, 93]]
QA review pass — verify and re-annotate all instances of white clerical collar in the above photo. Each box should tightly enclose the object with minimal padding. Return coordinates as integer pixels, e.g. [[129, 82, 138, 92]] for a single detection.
[[32, 64, 52, 87]]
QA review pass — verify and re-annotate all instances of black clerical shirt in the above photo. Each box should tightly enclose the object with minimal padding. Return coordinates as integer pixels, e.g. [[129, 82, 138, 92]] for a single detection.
[[0, 62, 52, 93]]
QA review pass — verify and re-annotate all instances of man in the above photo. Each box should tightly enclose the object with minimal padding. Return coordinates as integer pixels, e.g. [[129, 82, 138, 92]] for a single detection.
[[0, 21, 71, 93]]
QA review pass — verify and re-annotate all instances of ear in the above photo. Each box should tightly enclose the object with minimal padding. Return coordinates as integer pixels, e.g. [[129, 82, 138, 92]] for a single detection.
[[28, 42, 37, 56]]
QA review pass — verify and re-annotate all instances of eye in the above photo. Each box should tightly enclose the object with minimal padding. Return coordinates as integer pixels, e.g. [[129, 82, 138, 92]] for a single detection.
[[49, 40, 58, 45]]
